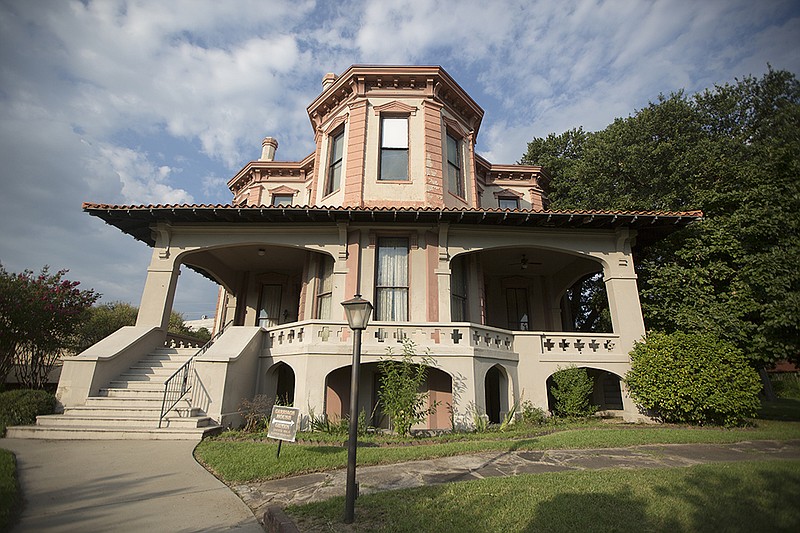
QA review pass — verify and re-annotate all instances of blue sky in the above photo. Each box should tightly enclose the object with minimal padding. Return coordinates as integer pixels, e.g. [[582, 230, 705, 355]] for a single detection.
[[0, 0, 798, 320]]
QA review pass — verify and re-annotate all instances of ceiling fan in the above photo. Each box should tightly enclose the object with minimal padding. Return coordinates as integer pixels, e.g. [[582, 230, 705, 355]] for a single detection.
[[509, 254, 541, 270]]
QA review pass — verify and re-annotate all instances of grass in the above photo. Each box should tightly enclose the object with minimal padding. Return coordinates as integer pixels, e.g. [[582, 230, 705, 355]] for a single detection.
[[758, 398, 800, 420], [195, 418, 800, 483], [286, 460, 800, 532], [0, 449, 19, 531]]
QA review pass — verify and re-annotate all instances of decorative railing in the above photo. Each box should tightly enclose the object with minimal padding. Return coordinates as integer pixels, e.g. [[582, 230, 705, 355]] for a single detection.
[[263, 321, 515, 358], [263, 321, 624, 362], [159, 320, 232, 428], [164, 332, 205, 349]]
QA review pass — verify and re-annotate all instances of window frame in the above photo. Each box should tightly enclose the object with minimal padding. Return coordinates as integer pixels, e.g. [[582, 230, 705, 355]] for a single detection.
[[325, 129, 345, 196], [272, 194, 294, 206], [446, 131, 465, 198], [374, 236, 410, 321], [379, 116, 409, 181], [314, 255, 334, 319], [450, 255, 468, 322], [498, 196, 519, 210]]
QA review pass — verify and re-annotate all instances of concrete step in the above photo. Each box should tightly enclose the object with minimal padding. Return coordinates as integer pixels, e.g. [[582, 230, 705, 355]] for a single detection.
[[64, 405, 200, 418], [84, 397, 187, 409], [107, 381, 167, 390], [98, 388, 164, 399], [115, 371, 175, 381], [4, 424, 221, 441], [35, 414, 212, 429]]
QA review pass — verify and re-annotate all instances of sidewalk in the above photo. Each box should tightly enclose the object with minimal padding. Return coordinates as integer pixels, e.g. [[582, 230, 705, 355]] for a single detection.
[[2, 439, 264, 532], [232, 439, 800, 520]]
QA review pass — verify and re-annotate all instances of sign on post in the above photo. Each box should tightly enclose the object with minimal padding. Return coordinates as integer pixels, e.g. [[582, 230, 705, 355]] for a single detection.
[[268, 405, 300, 443]]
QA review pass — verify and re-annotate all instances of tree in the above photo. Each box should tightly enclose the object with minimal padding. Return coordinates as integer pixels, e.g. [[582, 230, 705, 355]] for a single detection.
[[377, 339, 438, 437], [71, 301, 138, 354], [0, 266, 99, 389], [626, 331, 762, 426], [521, 68, 800, 368], [72, 302, 211, 354]]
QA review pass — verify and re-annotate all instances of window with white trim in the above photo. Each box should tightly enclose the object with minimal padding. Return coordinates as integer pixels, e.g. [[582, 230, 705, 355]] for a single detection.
[[272, 194, 294, 206], [498, 197, 519, 210], [446, 132, 464, 197], [326, 130, 344, 195], [375, 237, 409, 321], [379, 117, 408, 180], [315, 255, 334, 319]]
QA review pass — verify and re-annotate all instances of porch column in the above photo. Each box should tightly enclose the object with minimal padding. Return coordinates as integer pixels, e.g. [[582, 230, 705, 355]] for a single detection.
[[602, 230, 646, 347], [436, 222, 451, 323], [136, 246, 180, 330]]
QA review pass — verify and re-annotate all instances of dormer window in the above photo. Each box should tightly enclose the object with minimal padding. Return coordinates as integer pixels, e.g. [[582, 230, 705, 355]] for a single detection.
[[272, 194, 294, 206], [326, 130, 344, 195], [446, 132, 464, 197], [498, 197, 519, 210], [379, 117, 408, 180]]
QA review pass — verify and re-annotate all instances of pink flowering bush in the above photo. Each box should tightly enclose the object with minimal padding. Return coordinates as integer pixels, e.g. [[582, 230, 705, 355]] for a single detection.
[[0, 265, 98, 389]]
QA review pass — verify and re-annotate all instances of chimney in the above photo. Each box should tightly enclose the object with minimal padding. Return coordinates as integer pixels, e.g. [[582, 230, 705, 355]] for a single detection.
[[322, 72, 337, 91], [260, 137, 278, 161]]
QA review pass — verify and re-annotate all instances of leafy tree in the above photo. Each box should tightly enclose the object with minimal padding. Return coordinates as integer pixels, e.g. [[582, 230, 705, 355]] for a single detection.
[[626, 331, 762, 426], [71, 301, 138, 354], [563, 273, 612, 332], [0, 266, 99, 389], [549, 366, 597, 418], [377, 339, 438, 437], [521, 68, 800, 368]]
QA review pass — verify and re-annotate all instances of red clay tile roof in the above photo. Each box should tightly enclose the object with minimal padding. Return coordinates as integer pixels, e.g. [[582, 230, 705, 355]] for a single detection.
[[82, 202, 702, 247]]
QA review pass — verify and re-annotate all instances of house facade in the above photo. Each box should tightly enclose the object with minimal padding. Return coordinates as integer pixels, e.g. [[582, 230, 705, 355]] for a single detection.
[[58, 66, 700, 433]]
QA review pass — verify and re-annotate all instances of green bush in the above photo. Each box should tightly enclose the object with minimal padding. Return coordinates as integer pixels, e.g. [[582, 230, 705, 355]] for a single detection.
[[626, 331, 762, 426], [0, 389, 56, 434], [772, 373, 800, 401], [0, 449, 19, 530], [550, 367, 597, 418], [519, 400, 548, 426]]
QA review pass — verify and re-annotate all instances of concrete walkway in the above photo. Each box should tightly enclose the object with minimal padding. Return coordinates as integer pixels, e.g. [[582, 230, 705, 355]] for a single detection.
[[1, 439, 264, 532], [233, 439, 800, 521]]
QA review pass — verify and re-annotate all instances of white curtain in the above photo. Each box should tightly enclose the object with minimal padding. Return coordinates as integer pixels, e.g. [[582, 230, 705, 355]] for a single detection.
[[376, 238, 408, 321]]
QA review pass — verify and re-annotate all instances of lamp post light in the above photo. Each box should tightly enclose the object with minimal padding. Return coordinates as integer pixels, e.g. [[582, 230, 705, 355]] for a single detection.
[[340, 294, 373, 524]]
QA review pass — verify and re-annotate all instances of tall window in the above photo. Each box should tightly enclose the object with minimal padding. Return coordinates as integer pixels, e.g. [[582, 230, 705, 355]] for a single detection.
[[380, 117, 408, 180], [375, 237, 409, 321], [446, 132, 464, 197], [315, 255, 334, 319], [506, 287, 529, 330], [326, 130, 344, 195], [450, 255, 468, 321]]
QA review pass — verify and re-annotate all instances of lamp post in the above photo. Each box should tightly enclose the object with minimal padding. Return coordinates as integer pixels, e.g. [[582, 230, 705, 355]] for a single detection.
[[340, 294, 373, 524]]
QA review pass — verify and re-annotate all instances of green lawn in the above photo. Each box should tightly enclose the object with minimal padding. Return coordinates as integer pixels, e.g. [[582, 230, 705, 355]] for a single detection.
[[195, 418, 800, 483], [287, 460, 800, 532], [0, 449, 19, 531]]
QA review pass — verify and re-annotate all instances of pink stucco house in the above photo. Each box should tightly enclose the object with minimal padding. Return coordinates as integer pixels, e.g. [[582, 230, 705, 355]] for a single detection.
[[11, 65, 700, 439]]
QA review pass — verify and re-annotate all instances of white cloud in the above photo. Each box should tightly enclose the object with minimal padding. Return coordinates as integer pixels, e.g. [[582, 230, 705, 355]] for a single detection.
[[1, 0, 798, 315]]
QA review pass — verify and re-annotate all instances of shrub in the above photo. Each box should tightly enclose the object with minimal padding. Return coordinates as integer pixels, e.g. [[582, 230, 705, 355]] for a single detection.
[[519, 400, 548, 426], [772, 373, 800, 401], [0, 389, 56, 433], [550, 366, 597, 418], [237, 394, 273, 432], [378, 339, 438, 437], [625, 331, 762, 426]]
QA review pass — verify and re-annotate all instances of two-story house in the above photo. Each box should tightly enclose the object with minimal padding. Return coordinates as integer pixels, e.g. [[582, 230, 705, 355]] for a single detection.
[[31, 65, 700, 439]]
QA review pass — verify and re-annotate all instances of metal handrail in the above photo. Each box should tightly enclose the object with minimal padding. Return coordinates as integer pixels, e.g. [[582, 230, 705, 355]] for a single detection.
[[158, 320, 233, 428]]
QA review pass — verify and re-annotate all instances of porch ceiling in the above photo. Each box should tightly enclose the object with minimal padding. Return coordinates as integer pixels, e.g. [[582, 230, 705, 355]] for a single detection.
[[82, 203, 702, 248]]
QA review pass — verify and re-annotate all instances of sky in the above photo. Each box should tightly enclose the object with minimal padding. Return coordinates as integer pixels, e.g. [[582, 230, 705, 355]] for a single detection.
[[0, 0, 798, 320]]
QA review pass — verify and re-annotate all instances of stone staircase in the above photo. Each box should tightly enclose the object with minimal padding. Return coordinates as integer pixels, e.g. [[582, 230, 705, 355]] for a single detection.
[[6, 348, 222, 440]]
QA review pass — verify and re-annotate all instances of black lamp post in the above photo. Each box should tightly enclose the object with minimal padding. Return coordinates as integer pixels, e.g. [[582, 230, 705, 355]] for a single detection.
[[340, 294, 373, 524]]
